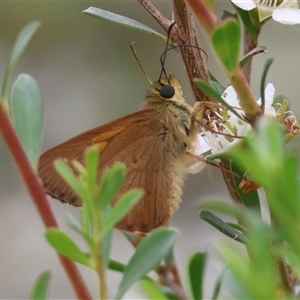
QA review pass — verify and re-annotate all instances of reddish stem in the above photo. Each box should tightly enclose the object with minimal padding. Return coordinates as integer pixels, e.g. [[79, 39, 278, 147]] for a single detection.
[[0, 103, 92, 300], [186, 0, 219, 34]]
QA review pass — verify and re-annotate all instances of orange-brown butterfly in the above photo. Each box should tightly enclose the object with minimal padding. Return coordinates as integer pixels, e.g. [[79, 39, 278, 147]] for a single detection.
[[38, 32, 206, 234]]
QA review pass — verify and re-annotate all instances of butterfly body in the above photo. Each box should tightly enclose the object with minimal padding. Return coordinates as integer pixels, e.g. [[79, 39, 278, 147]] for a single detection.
[[38, 74, 202, 233]]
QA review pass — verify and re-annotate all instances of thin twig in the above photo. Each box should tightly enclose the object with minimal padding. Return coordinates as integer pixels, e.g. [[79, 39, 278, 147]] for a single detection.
[[137, 0, 171, 31], [0, 103, 92, 300]]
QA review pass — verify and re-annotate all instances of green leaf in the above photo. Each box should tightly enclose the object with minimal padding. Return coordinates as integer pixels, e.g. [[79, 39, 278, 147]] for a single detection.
[[212, 269, 226, 300], [101, 189, 143, 237], [115, 227, 179, 299], [45, 228, 91, 267], [83, 7, 166, 41], [260, 58, 274, 111], [140, 279, 169, 300], [84, 145, 100, 191], [199, 210, 245, 243], [11, 74, 43, 169], [210, 81, 225, 96], [194, 79, 243, 120], [102, 227, 113, 269], [54, 159, 88, 202], [67, 214, 94, 249], [211, 19, 240, 72], [108, 259, 126, 273], [239, 46, 267, 68], [188, 252, 207, 300], [30, 271, 51, 300], [1, 21, 41, 101], [232, 4, 258, 39], [201, 200, 245, 219], [96, 162, 126, 209]]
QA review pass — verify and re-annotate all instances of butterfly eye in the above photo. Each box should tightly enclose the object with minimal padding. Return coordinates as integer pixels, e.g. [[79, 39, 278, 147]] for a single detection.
[[159, 84, 175, 99]]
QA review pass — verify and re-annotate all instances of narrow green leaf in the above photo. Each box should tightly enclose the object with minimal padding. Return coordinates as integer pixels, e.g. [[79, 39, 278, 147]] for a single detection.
[[30, 271, 51, 300], [226, 222, 249, 236], [208, 71, 219, 82], [1, 21, 41, 101], [194, 79, 243, 120], [201, 200, 244, 218], [108, 259, 126, 273], [115, 227, 179, 299], [96, 162, 126, 209], [212, 269, 226, 300], [232, 4, 258, 39], [102, 228, 113, 269], [260, 58, 274, 111], [84, 145, 100, 190], [188, 252, 207, 300], [239, 46, 267, 68], [210, 81, 226, 96], [54, 159, 88, 202], [83, 7, 165, 41], [11, 74, 43, 169], [101, 189, 143, 237], [45, 228, 91, 267], [67, 214, 94, 249], [211, 19, 240, 72], [199, 210, 245, 243], [140, 279, 169, 300]]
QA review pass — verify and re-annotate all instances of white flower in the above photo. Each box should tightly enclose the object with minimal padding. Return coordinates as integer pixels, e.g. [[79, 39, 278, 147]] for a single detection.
[[187, 134, 211, 174], [232, 0, 300, 24], [204, 83, 276, 153]]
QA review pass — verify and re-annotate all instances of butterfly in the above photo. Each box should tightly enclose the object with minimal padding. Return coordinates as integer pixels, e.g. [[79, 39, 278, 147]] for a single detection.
[[38, 72, 205, 234]]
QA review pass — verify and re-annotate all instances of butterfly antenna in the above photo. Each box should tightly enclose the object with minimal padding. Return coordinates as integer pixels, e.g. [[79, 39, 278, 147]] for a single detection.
[[130, 42, 152, 85], [158, 22, 176, 83]]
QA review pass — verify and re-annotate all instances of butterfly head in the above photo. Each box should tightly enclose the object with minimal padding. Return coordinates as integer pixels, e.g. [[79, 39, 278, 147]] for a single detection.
[[149, 73, 185, 104]]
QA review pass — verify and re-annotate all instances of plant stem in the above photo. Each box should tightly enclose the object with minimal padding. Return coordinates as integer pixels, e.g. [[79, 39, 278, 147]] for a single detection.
[[93, 208, 108, 300], [243, 27, 258, 84], [96, 241, 107, 300], [0, 102, 92, 300]]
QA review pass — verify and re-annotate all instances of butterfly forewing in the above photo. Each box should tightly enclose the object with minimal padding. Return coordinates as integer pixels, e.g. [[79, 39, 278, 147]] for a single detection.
[[38, 109, 177, 233]]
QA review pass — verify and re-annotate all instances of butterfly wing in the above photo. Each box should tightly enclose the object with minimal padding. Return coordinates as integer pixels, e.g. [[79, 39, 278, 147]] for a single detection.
[[39, 109, 183, 233]]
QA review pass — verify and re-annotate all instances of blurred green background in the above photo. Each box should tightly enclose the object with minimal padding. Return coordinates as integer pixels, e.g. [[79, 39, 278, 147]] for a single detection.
[[1, 2, 300, 299]]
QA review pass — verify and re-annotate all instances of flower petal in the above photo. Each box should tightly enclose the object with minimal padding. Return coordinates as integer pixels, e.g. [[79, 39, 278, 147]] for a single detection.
[[257, 83, 276, 117], [278, 0, 299, 10], [231, 0, 256, 11], [222, 86, 240, 107], [193, 134, 211, 155], [272, 8, 300, 24], [188, 161, 206, 174]]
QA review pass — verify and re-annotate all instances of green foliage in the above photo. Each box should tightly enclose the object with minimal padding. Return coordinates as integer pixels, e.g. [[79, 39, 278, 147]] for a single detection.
[[115, 227, 179, 299], [211, 19, 240, 72], [45, 229, 91, 267], [1, 21, 40, 102], [30, 271, 51, 300], [260, 58, 274, 109], [202, 118, 300, 298], [11, 74, 43, 169], [239, 46, 267, 68], [199, 210, 245, 244], [188, 252, 207, 300], [83, 7, 166, 41]]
